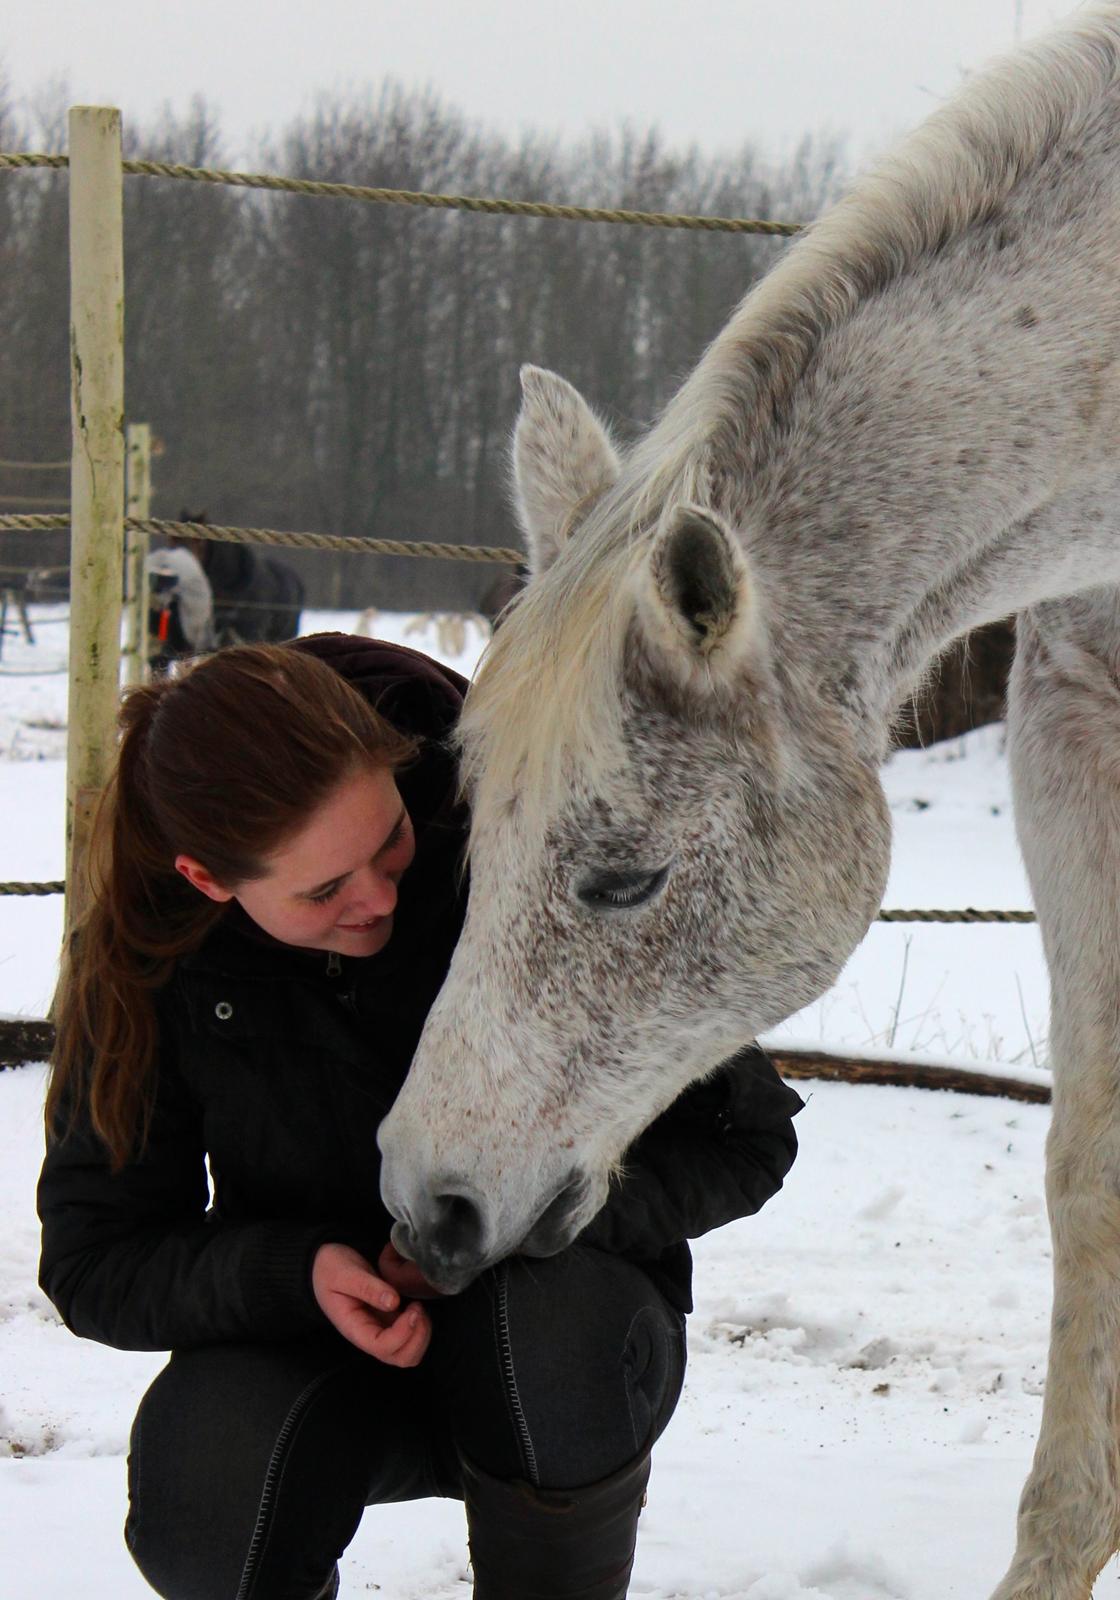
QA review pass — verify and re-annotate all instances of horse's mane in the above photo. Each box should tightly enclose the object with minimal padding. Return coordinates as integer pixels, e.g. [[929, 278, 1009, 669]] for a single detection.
[[459, 3, 1120, 828]]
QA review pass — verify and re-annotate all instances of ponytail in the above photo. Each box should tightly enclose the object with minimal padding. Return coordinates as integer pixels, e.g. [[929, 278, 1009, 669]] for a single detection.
[[48, 687, 224, 1165]]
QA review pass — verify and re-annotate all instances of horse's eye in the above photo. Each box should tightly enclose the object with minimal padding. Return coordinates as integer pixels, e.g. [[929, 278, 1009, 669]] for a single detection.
[[578, 865, 670, 911]]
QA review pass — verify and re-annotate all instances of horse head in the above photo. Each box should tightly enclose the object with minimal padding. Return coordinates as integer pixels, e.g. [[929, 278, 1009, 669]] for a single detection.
[[378, 366, 891, 1291]]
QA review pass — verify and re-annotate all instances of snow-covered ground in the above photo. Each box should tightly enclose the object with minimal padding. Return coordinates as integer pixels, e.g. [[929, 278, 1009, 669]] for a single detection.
[[2, 606, 1098, 1597]]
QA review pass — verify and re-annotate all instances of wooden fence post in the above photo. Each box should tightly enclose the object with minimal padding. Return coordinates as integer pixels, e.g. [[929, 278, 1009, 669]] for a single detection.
[[66, 106, 125, 932], [122, 422, 151, 687]]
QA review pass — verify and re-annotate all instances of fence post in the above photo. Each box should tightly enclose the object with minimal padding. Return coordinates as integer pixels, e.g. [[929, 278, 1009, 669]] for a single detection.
[[122, 422, 151, 686], [66, 105, 125, 932]]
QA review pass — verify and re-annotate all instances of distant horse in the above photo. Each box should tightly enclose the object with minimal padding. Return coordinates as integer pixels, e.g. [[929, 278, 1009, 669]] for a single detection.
[[379, 10, 1120, 1597], [145, 546, 215, 672], [173, 511, 304, 645]]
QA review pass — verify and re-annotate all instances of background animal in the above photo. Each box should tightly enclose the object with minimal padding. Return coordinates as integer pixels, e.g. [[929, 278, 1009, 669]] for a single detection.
[[171, 510, 304, 645], [145, 545, 215, 672]]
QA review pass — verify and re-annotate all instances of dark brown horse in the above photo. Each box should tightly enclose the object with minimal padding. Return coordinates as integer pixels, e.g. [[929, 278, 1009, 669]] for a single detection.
[[172, 511, 304, 646]]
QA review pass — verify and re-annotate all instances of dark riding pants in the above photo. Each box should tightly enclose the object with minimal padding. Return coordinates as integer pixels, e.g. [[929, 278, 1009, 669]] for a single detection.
[[124, 1246, 686, 1600]]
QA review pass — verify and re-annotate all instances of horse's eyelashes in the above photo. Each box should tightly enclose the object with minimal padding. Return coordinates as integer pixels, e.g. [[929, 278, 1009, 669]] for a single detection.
[[577, 865, 670, 911]]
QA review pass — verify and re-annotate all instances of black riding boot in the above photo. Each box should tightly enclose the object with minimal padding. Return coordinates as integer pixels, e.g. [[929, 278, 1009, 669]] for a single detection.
[[459, 1447, 652, 1600]]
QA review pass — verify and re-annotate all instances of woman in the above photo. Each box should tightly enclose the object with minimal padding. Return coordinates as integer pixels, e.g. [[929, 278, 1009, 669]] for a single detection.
[[38, 632, 803, 1600]]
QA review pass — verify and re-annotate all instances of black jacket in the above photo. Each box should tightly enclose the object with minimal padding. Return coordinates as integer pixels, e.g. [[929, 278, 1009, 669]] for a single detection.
[[38, 635, 803, 1350]]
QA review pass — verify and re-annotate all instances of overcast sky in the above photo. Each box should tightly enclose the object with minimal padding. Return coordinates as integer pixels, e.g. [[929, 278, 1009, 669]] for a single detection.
[[11, 1, 1069, 169]]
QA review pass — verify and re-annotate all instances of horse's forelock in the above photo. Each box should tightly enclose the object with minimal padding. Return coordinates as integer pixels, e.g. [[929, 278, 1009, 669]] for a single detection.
[[459, 415, 746, 843], [459, 536, 639, 841]]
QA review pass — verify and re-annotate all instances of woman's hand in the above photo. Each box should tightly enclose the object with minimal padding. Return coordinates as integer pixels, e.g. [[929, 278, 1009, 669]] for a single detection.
[[312, 1242, 431, 1366], [377, 1239, 446, 1300]]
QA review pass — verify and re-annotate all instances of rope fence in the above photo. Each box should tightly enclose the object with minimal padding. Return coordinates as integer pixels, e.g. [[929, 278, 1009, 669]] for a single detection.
[[0, 149, 804, 238], [0, 874, 1038, 921], [0, 1018, 1052, 1101], [0, 512, 525, 565], [878, 907, 1036, 925]]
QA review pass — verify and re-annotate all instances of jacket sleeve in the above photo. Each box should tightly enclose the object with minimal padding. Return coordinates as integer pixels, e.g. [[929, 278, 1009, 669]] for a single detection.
[[38, 1042, 334, 1353], [577, 1046, 803, 1259]]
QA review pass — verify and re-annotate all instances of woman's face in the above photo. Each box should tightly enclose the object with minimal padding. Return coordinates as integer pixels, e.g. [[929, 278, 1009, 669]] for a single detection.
[[177, 765, 416, 957]]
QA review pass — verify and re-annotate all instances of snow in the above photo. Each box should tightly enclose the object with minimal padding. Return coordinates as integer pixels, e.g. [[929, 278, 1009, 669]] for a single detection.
[[2, 606, 1108, 1597]]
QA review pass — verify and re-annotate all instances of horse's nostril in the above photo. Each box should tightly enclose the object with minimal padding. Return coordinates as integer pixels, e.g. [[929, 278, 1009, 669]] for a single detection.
[[436, 1191, 480, 1231], [429, 1188, 484, 1265]]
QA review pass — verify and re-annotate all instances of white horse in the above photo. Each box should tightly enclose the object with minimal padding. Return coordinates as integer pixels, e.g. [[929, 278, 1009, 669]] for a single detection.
[[379, 8, 1120, 1595]]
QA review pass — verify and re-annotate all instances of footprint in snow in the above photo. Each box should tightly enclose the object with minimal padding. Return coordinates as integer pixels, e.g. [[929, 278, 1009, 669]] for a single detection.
[[855, 1184, 906, 1222], [802, 1540, 910, 1600]]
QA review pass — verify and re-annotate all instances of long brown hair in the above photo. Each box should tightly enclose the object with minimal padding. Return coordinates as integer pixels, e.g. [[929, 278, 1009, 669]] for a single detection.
[[48, 644, 418, 1168]]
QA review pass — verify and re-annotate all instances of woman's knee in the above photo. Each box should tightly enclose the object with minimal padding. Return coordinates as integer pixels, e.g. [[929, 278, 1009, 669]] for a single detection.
[[125, 1342, 370, 1600], [431, 1246, 687, 1489], [501, 1248, 687, 1472]]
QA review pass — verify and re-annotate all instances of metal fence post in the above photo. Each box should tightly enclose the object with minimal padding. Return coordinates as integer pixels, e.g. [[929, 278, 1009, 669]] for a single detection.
[[66, 105, 125, 931]]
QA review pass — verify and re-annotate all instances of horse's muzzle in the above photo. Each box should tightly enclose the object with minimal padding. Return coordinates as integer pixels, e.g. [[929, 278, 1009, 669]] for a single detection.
[[387, 1178, 488, 1294], [386, 1168, 592, 1294]]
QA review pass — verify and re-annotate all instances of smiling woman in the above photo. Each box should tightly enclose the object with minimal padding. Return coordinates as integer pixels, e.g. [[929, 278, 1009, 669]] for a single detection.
[[176, 764, 415, 956], [36, 630, 801, 1600]]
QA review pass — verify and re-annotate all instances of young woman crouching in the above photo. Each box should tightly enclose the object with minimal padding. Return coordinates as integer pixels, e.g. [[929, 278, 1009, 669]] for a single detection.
[[39, 633, 802, 1600]]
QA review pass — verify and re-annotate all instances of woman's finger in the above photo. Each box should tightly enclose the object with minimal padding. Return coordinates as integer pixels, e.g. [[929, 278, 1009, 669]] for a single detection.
[[379, 1308, 432, 1368], [374, 1304, 424, 1353], [377, 1245, 445, 1300], [313, 1244, 400, 1317], [336, 1266, 399, 1313], [391, 1316, 432, 1368], [368, 1305, 430, 1365]]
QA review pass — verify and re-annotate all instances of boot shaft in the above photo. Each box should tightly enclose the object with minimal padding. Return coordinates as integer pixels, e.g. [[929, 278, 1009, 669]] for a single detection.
[[460, 1448, 652, 1600]]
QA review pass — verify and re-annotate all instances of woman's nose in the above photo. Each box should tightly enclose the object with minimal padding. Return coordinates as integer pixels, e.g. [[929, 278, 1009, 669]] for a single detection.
[[350, 864, 398, 916]]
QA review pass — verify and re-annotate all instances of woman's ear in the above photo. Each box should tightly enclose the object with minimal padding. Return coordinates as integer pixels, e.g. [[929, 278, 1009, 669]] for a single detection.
[[174, 854, 235, 903]]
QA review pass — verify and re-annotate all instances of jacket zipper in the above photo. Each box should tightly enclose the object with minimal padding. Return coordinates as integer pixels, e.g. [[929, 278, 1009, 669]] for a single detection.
[[235, 1371, 334, 1600], [325, 948, 359, 1011], [495, 1267, 540, 1486]]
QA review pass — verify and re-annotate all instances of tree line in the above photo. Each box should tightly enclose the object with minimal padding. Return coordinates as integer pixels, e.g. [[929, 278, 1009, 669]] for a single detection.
[[0, 80, 843, 610]]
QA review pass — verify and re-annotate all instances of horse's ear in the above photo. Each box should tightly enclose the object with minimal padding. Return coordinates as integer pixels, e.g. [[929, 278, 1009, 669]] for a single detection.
[[513, 366, 620, 577], [634, 505, 758, 681]]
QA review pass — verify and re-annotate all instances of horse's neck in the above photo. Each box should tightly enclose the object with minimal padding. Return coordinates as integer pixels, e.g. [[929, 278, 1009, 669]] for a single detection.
[[728, 198, 1120, 748]]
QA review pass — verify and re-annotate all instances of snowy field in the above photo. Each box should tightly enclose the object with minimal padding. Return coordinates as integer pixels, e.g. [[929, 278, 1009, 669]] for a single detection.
[[0, 605, 1100, 1597]]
